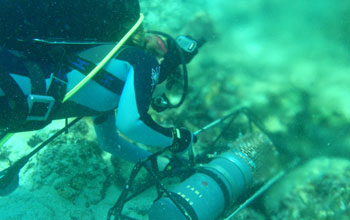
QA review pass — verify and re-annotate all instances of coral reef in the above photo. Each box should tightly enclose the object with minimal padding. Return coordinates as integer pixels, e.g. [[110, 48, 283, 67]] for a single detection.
[[141, 1, 350, 219], [263, 157, 350, 220], [27, 120, 110, 206]]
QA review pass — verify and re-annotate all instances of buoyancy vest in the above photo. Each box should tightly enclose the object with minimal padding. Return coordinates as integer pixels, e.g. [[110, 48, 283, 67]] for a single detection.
[[0, 0, 141, 132]]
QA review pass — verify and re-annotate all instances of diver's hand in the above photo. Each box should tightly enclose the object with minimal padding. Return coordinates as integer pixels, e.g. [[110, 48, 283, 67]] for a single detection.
[[169, 128, 197, 153]]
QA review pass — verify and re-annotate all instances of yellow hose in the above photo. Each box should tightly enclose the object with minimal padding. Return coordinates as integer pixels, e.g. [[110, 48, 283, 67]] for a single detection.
[[0, 133, 13, 147], [62, 13, 144, 103]]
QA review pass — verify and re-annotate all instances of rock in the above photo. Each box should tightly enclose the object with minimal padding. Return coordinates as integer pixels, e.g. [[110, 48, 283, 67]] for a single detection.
[[263, 157, 350, 220], [28, 120, 110, 206]]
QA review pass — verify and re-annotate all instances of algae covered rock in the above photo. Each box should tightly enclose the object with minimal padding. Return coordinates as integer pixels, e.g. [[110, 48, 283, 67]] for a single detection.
[[27, 120, 110, 206], [230, 208, 266, 220], [263, 157, 350, 220]]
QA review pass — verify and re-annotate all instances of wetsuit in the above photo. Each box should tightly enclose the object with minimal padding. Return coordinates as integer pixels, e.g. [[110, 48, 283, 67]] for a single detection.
[[0, 45, 174, 163]]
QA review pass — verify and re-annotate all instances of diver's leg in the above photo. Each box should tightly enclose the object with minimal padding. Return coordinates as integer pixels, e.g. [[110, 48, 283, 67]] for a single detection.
[[93, 111, 151, 163]]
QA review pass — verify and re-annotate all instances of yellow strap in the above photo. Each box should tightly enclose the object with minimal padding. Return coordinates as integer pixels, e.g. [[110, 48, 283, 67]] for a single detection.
[[0, 133, 14, 147], [62, 13, 144, 103]]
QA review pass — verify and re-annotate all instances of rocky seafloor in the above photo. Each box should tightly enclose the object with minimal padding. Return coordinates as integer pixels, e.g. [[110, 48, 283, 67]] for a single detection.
[[1, 0, 349, 219]]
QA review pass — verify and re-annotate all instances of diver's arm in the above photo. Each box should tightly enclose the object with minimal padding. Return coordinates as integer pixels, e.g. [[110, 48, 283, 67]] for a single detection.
[[93, 111, 152, 163], [116, 47, 173, 147]]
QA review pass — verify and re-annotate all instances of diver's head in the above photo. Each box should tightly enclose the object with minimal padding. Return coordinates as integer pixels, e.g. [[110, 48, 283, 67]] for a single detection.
[[145, 33, 168, 63], [147, 32, 205, 112], [145, 31, 205, 84]]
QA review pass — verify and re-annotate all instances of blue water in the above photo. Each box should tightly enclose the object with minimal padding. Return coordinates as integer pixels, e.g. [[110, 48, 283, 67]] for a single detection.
[[1, 0, 349, 219]]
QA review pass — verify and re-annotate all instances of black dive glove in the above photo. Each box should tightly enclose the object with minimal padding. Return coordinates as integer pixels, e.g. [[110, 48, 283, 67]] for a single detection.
[[169, 128, 197, 153]]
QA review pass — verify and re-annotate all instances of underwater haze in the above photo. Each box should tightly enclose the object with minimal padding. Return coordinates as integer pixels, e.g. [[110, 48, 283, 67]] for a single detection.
[[1, 0, 349, 219]]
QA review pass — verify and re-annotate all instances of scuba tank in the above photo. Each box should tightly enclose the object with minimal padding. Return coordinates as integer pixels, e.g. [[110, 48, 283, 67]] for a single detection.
[[0, 0, 141, 61]]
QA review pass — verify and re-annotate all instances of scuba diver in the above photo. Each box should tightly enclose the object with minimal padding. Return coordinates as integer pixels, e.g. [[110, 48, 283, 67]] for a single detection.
[[0, 0, 202, 168], [1, 2, 288, 220]]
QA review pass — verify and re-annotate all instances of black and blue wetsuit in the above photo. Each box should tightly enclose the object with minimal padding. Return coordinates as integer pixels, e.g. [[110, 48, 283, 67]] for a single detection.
[[0, 45, 174, 163]]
